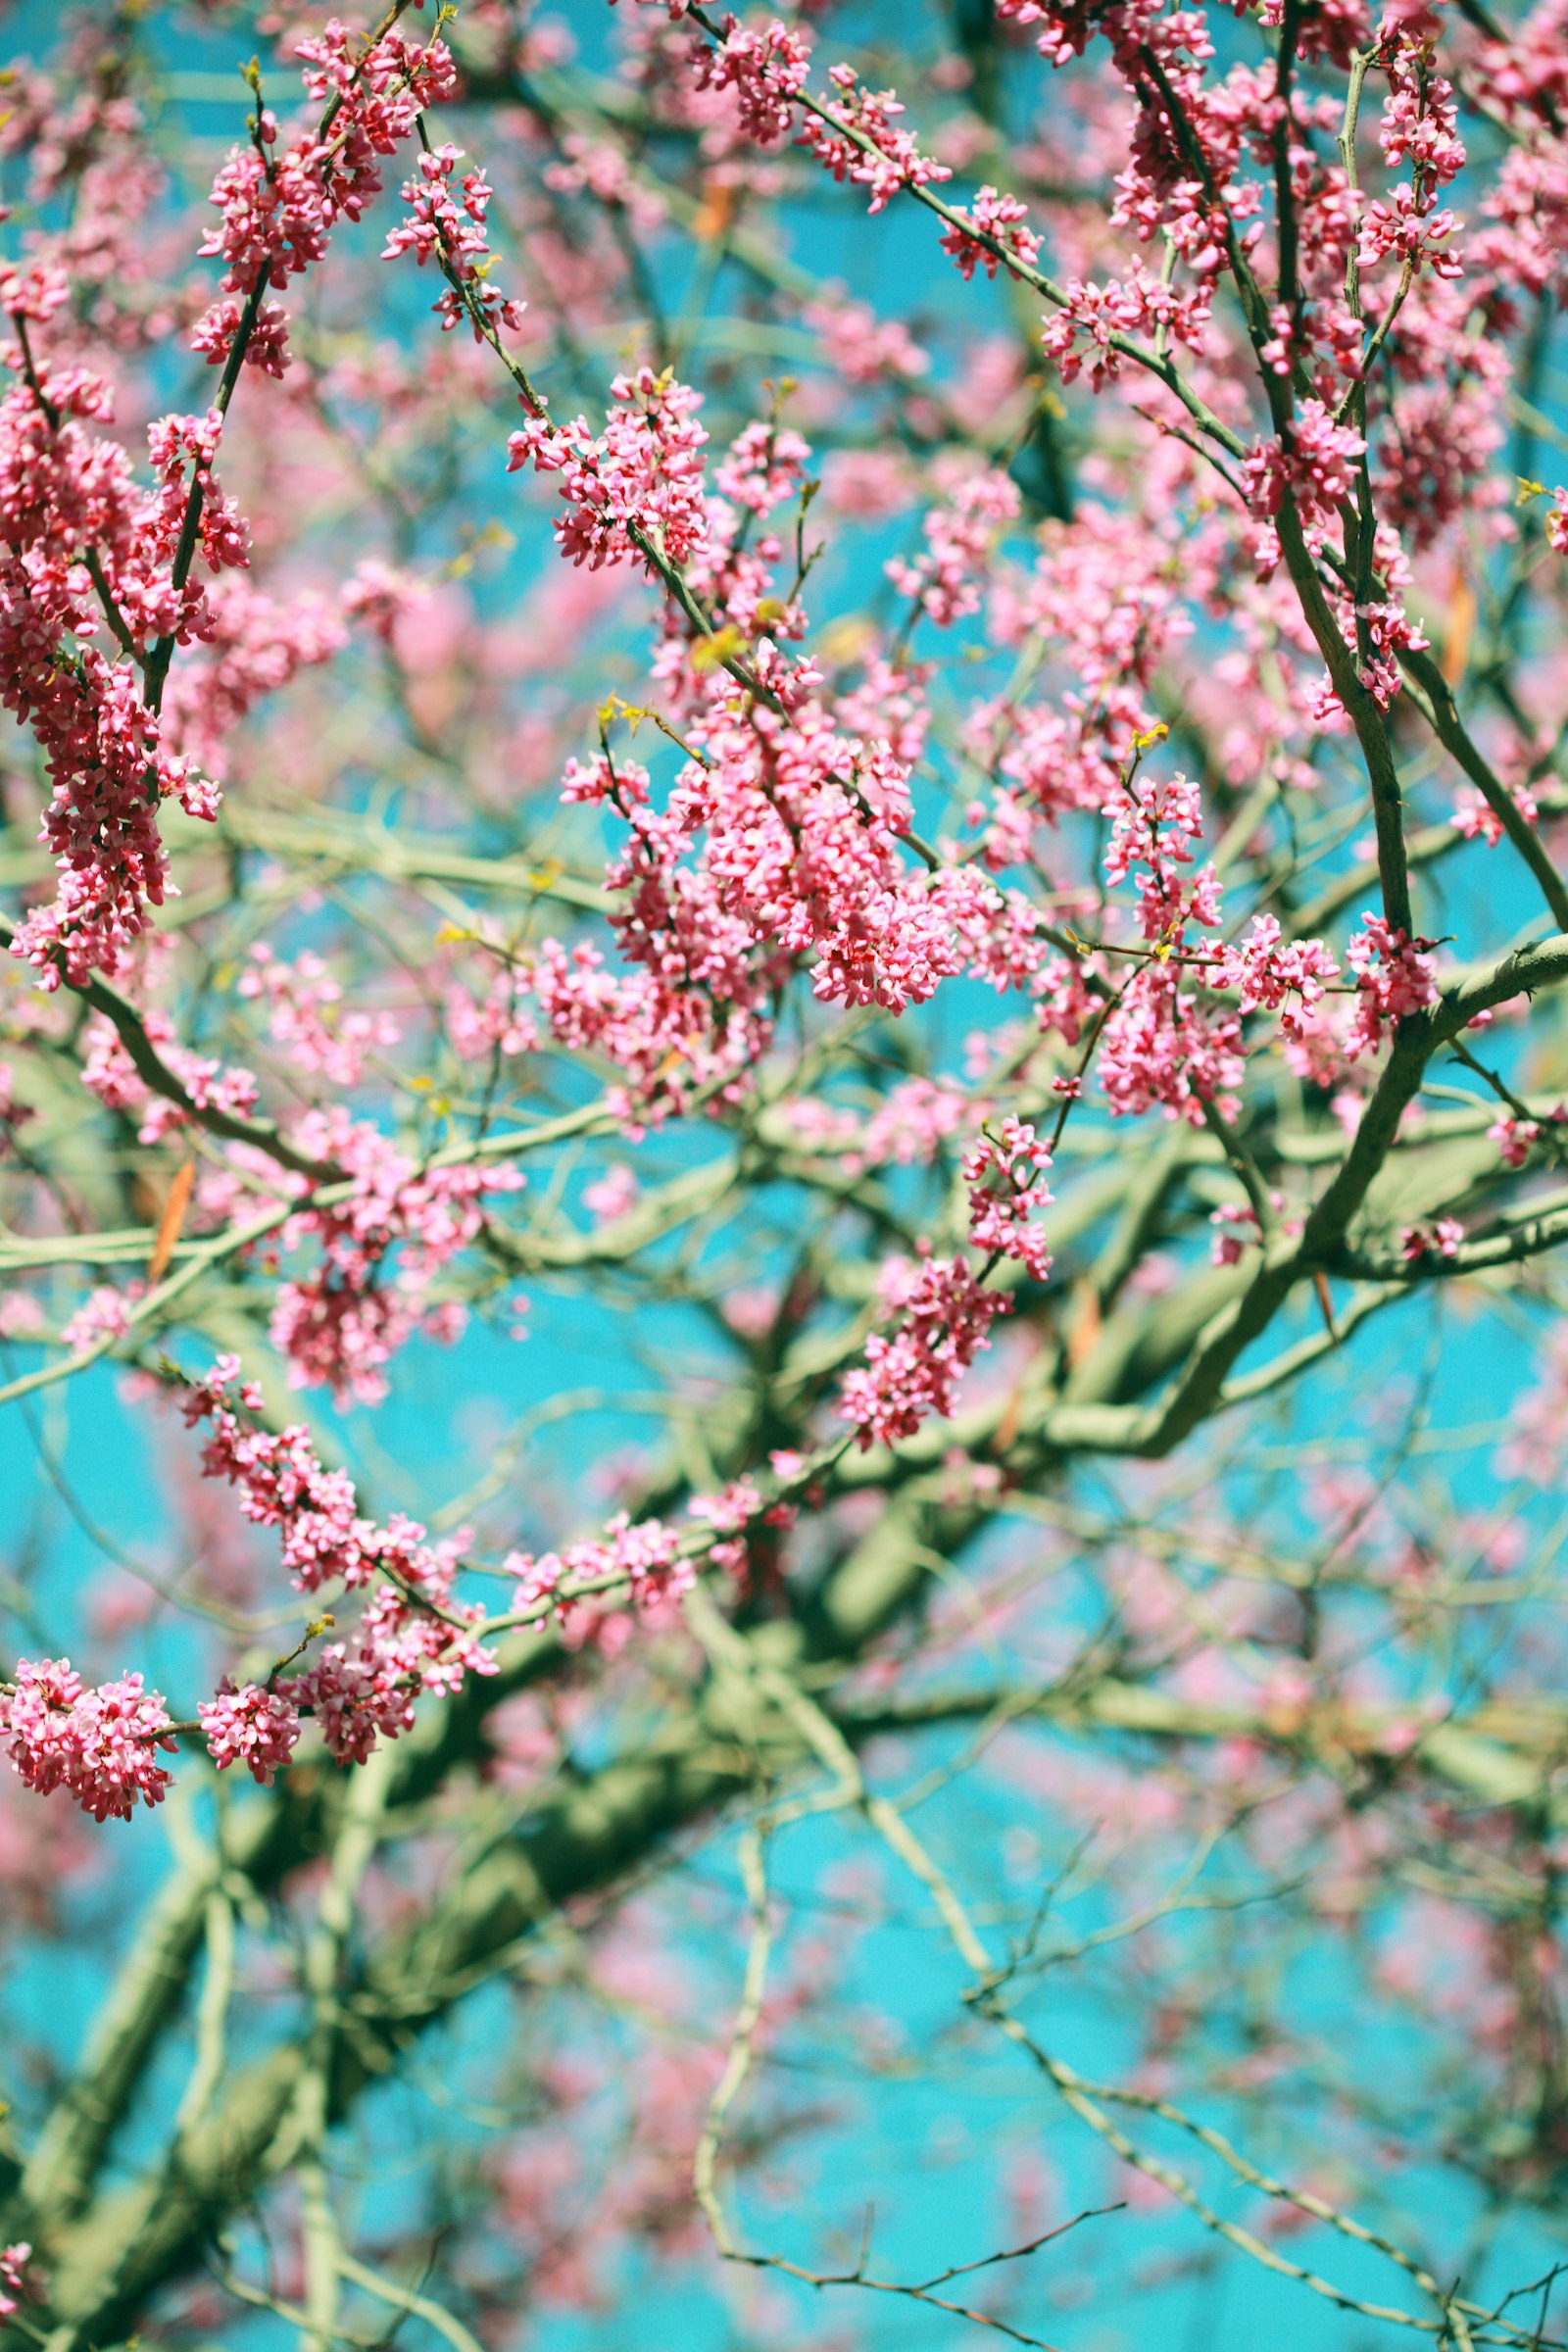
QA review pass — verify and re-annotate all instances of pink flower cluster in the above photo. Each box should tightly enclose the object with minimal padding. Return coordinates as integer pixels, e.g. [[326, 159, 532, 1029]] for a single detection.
[[0, 358, 233, 986], [60, 1283, 137, 1352], [980, 507, 1192, 827], [804, 296, 928, 384], [194, 17, 457, 375], [1401, 1217, 1464, 1262], [1, 1657, 175, 1822], [0, 2242, 29, 2322], [857, 1074, 970, 1170], [1098, 973, 1244, 1126], [713, 418, 812, 516], [797, 65, 953, 215], [1209, 1200, 1263, 1267], [1240, 402, 1366, 534], [1218, 914, 1340, 1049], [939, 185, 1040, 282], [162, 574, 348, 779], [508, 368, 710, 573], [492, 382, 1060, 1107], [887, 468, 1021, 626], [694, 15, 813, 146], [1345, 913, 1438, 1055], [589, 699, 1039, 1041], [270, 1111, 523, 1402], [839, 1253, 1007, 1449], [82, 1006, 259, 1143], [1089, 769, 1253, 1124], [237, 942, 400, 1089], [963, 1117, 1054, 1279], [383, 141, 527, 339], [1490, 1115, 1542, 1169], [1044, 262, 1215, 389], [1103, 770, 1215, 939], [687, 1467, 801, 1577], [543, 130, 669, 233], [1452, 781, 1540, 846], [506, 1510, 690, 1644], [1358, 38, 1465, 282], [182, 1357, 495, 1766], [197, 1678, 301, 1785]]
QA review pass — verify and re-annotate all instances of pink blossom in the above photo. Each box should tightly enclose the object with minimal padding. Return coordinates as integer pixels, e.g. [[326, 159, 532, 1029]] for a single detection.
[[803, 296, 929, 381], [1345, 913, 1438, 1056], [584, 1163, 641, 1224], [688, 1475, 788, 1575], [1218, 914, 1340, 1047], [60, 1284, 134, 1351], [858, 1075, 969, 1168], [237, 945, 399, 1089], [383, 141, 527, 339], [1240, 402, 1365, 530], [508, 368, 710, 573], [839, 1254, 1007, 1448], [545, 131, 669, 234], [1044, 258, 1221, 389], [182, 1358, 495, 1766], [939, 186, 1040, 281], [887, 469, 1021, 626], [81, 1007, 258, 1143], [193, 21, 458, 373], [797, 65, 953, 215], [1451, 783, 1539, 844], [1099, 974, 1245, 1124], [1489, 1114, 1541, 1168], [1210, 1200, 1262, 1266], [2, 1657, 175, 1822], [819, 448, 917, 516], [0, 2243, 30, 2322], [963, 1117, 1054, 1279], [694, 18, 813, 146], [506, 1510, 690, 1634], [341, 558, 429, 640], [713, 418, 812, 517], [1357, 183, 1464, 280], [266, 1112, 522, 1402], [1402, 1217, 1465, 1259], [198, 1679, 301, 1784]]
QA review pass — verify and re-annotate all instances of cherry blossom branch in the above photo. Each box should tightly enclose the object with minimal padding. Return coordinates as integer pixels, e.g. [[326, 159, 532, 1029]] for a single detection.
[[139, 275, 273, 718], [143, 0, 425, 715], [676, 0, 1252, 466], [6, 314, 142, 666], [678, 0, 1440, 953]]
